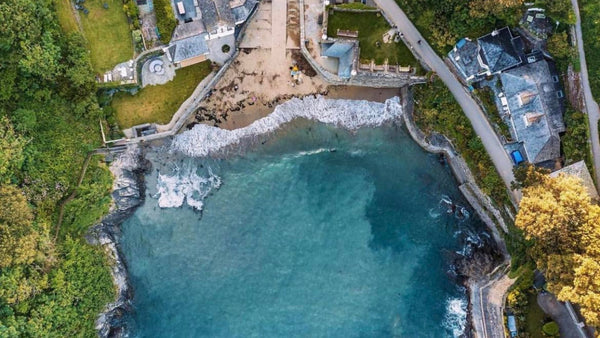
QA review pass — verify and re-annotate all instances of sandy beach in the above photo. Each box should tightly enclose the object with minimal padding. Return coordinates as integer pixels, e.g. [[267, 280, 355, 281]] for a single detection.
[[192, 48, 401, 131]]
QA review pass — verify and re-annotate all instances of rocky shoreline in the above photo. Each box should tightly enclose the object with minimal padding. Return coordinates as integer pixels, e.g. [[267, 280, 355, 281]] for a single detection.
[[400, 86, 511, 337], [87, 145, 150, 338]]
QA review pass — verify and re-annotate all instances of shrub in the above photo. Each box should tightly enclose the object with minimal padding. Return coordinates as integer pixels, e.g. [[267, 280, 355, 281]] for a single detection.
[[542, 321, 559, 336], [154, 0, 177, 43]]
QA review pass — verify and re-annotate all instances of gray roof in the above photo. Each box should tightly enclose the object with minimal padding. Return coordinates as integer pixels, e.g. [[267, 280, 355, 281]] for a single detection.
[[214, 0, 234, 26], [478, 27, 523, 73], [168, 33, 209, 63], [321, 41, 356, 79], [199, 0, 234, 31], [550, 160, 599, 200], [198, 0, 218, 31], [500, 59, 565, 164], [231, 0, 257, 24], [448, 38, 484, 81]]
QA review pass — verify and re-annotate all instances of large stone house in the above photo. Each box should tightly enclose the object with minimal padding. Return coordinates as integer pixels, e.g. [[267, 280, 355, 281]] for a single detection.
[[448, 26, 565, 166], [164, 0, 258, 67]]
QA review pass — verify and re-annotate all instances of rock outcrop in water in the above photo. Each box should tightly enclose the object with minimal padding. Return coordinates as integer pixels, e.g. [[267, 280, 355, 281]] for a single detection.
[[86, 145, 150, 338]]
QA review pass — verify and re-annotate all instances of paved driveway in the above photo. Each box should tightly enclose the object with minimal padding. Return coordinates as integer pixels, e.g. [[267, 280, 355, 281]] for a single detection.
[[571, 0, 600, 191], [373, 0, 520, 203]]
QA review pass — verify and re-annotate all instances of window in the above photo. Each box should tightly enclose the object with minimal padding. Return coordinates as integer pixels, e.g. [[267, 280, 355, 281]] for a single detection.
[[552, 75, 559, 83], [556, 90, 564, 98]]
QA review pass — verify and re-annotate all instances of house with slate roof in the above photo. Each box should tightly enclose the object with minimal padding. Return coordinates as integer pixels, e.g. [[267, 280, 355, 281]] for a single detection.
[[163, 0, 257, 67], [448, 27, 523, 83], [500, 59, 565, 165], [321, 40, 358, 79], [449, 26, 566, 166], [165, 33, 210, 67]]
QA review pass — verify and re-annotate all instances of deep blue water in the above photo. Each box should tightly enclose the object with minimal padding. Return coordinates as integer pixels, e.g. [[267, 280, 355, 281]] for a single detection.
[[121, 119, 485, 337]]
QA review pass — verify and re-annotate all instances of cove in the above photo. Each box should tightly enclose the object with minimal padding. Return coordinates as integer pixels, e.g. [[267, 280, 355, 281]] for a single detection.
[[119, 98, 488, 337]]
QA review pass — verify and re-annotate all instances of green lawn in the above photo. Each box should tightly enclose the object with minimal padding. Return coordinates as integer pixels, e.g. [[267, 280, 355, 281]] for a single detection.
[[112, 61, 212, 128], [525, 292, 547, 338], [326, 10, 419, 67], [53, 0, 80, 33], [79, 0, 134, 72]]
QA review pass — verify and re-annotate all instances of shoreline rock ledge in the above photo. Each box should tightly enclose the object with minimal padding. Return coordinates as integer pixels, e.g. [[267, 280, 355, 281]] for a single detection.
[[86, 145, 150, 338]]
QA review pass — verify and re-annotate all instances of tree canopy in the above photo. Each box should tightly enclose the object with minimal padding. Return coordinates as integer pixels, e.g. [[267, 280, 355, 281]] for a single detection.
[[516, 172, 600, 327], [0, 0, 115, 335]]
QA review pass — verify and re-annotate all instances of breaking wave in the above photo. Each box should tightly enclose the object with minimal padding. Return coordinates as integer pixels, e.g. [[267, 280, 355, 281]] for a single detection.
[[154, 164, 221, 210], [443, 297, 468, 337], [171, 96, 402, 158]]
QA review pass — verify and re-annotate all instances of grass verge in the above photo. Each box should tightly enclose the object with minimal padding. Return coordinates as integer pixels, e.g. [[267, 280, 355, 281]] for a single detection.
[[112, 61, 212, 128], [53, 0, 80, 33], [581, 0, 600, 101], [326, 10, 419, 68], [80, 0, 133, 72]]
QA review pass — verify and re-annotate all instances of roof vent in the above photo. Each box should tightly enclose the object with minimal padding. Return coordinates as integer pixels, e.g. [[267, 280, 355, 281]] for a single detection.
[[491, 29, 499, 36], [518, 91, 536, 106], [524, 112, 544, 126]]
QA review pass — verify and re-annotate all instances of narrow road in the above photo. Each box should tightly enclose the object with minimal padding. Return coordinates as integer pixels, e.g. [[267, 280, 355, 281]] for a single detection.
[[571, 0, 600, 191], [373, 0, 520, 203]]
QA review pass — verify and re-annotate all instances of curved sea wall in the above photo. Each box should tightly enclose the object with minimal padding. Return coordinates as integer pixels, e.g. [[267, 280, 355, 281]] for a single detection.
[[87, 145, 149, 338]]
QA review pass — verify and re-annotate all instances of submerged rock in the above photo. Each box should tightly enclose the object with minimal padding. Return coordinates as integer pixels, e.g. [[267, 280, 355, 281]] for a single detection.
[[86, 145, 150, 338]]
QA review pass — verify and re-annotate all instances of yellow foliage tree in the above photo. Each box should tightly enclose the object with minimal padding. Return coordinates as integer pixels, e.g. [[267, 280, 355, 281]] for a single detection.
[[0, 185, 39, 268], [516, 173, 600, 327]]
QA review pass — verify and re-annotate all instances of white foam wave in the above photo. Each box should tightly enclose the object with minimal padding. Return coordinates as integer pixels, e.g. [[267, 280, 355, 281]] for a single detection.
[[443, 297, 468, 337], [292, 148, 333, 158], [171, 96, 402, 158], [154, 166, 221, 210]]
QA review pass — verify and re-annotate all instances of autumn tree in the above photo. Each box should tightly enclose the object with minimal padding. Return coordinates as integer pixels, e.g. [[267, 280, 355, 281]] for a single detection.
[[516, 173, 600, 326], [469, 0, 523, 18], [0, 185, 39, 268], [547, 31, 573, 59]]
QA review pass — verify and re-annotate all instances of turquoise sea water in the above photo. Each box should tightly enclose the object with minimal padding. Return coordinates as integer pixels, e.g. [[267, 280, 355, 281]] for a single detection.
[[121, 113, 486, 337]]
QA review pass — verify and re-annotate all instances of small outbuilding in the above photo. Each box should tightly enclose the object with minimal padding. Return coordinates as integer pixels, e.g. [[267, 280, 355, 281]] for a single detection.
[[550, 160, 599, 200]]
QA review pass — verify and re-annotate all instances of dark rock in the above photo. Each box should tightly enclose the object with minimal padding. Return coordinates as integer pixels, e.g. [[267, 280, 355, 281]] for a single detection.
[[86, 146, 148, 338]]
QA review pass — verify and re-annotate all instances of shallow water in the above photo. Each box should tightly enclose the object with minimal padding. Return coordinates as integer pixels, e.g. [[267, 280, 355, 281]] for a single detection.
[[121, 99, 485, 337]]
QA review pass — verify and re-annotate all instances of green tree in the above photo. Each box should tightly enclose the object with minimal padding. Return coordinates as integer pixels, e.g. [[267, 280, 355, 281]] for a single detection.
[[547, 31, 572, 59], [0, 117, 25, 183]]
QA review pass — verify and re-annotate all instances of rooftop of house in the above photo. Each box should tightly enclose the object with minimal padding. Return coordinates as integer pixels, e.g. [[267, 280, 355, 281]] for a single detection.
[[500, 59, 565, 164], [478, 27, 524, 74], [550, 160, 600, 200], [198, 0, 219, 31], [231, 0, 257, 24], [321, 40, 356, 79], [448, 38, 484, 80], [167, 33, 210, 63], [172, 20, 206, 41]]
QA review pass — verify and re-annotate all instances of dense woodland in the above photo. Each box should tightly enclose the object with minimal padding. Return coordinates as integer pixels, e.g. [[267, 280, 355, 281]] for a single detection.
[[396, 0, 574, 53], [0, 0, 114, 335]]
